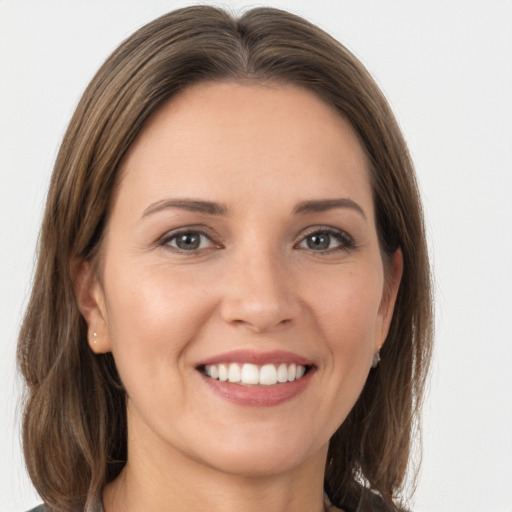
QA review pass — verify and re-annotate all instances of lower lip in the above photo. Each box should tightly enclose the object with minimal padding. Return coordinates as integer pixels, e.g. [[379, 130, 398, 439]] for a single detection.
[[200, 371, 313, 407]]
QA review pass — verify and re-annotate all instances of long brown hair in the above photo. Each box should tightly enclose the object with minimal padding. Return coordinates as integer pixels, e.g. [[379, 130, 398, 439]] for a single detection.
[[18, 6, 433, 511]]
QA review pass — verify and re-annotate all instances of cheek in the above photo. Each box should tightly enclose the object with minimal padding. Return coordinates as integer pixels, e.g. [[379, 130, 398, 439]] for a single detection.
[[100, 260, 220, 432], [313, 269, 384, 409], [308, 265, 384, 341], [102, 258, 214, 376], [302, 262, 384, 409]]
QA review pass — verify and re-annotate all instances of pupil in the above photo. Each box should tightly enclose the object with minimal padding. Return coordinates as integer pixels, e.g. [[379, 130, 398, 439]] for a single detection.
[[177, 233, 200, 250], [308, 233, 330, 250]]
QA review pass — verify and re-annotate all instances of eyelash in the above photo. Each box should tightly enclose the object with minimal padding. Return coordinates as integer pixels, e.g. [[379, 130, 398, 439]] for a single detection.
[[296, 226, 355, 254], [158, 228, 219, 253], [158, 226, 355, 255]]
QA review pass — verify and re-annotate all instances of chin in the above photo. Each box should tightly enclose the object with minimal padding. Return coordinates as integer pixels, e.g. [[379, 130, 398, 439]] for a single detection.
[[185, 426, 327, 478], [202, 447, 314, 478]]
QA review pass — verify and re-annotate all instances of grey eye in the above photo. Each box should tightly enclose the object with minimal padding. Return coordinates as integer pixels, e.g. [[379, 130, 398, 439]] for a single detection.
[[164, 231, 214, 251], [298, 229, 353, 252], [306, 232, 332, 250], [175, 232, 201, 250]]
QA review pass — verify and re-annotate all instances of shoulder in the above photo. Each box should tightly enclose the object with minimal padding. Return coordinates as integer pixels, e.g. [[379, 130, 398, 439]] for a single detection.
[[25, 507, 47, 512]]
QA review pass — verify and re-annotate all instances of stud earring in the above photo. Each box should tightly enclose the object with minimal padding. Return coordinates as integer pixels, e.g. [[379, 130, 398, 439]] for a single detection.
[[371, 350, 381, 369], [92, 331, 98, 344]]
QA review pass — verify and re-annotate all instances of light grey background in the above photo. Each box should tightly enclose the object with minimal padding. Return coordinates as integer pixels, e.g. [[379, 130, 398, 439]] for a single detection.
[[1, 1, 511, 511]]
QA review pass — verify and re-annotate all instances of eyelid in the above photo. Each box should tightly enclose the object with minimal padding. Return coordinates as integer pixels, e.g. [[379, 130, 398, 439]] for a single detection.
[[295, 225, 355, 252], [155, 224, 355, 254], [157, 226, 222, 253]]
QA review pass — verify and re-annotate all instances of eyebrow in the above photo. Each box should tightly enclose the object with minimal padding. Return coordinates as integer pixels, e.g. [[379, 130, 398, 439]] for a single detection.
[[293, 198, 367, 220], [141, 197, 366, 220], [142, 199, 228, 218]]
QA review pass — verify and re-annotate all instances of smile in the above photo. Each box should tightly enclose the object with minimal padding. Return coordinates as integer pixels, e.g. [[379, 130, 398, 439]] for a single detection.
[[197, 350, 315, 406], [202, 362, 307, 386]]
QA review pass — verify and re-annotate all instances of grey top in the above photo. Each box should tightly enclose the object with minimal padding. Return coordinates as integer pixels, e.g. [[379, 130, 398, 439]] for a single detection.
[[27, 495, 343, 512], [25, 489, 404, 512]]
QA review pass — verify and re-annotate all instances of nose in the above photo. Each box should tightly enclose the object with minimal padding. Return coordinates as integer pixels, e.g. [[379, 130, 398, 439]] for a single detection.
[[219, 248, 301, 334]]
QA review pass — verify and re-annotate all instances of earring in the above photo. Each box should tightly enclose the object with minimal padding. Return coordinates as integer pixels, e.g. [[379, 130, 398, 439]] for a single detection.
[[371, 350, 381, 368], [92, 331, 98, 344]]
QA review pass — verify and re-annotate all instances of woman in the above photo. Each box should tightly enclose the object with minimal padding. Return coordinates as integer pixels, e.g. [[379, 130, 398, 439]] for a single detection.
[[18, 5, 433, 512]]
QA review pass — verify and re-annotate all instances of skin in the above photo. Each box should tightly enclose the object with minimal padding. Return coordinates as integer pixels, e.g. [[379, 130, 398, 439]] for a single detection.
[[75, 82, 402, 512]]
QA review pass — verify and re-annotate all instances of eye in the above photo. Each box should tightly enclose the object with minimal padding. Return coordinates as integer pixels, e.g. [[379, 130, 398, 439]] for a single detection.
[[298, 228, 354, 253], [161, 230, 215, 252]]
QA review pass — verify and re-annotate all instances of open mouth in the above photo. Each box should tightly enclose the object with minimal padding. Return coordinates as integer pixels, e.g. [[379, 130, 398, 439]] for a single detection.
[[198, 362, 312, 386]]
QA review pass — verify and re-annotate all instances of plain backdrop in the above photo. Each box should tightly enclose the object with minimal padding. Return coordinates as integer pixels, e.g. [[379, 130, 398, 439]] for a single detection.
[[1, 1, 511, 511]]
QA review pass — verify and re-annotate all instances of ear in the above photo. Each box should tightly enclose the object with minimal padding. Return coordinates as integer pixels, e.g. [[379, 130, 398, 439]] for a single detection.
[[71, 257, 112, 354], [375, 249, 403, 351]]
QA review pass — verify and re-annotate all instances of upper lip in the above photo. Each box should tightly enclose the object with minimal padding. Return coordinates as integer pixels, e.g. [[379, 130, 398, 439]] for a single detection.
[[196, 349, 315, 368]]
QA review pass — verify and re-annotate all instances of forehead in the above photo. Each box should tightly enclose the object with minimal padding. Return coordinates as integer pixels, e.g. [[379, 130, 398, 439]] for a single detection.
[[115, 81, 373, 216]]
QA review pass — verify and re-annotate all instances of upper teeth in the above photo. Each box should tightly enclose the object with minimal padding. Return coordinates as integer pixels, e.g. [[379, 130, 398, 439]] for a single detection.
[[203, 363, 306, 386]]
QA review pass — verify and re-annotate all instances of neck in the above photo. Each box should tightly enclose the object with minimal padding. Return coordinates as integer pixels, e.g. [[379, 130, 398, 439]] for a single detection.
[[104, 464, 327, 512], [103, 411, 329, 512]]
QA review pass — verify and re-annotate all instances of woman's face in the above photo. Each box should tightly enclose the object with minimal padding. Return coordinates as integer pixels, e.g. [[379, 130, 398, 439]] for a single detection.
[[83, 82, 401, 477]]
